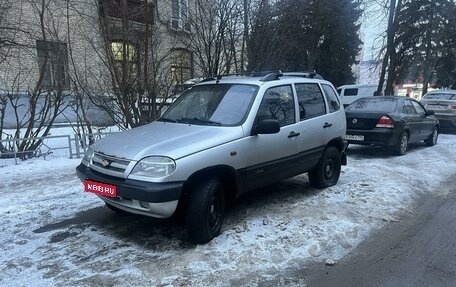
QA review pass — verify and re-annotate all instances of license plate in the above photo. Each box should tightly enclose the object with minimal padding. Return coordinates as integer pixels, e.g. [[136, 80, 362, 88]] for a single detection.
[[345, 134, 364, 141], [84, 180, 117, 197]]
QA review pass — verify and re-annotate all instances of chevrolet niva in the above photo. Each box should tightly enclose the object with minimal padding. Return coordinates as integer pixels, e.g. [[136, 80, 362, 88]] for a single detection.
[[76, 72, 347, 244]]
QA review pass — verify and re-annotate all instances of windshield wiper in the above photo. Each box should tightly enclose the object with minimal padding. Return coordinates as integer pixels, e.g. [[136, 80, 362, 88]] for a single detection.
[[158, 117, 177, 123], [178, 117, 221, 126]]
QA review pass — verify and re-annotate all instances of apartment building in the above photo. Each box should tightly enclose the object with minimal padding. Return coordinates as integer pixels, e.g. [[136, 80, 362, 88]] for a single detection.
[[0, 0, 196, 127]]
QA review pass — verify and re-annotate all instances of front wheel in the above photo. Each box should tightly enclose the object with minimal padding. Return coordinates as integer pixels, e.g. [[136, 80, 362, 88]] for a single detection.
[[425, 127, 438, 146], [308, 146, 341, 188], [185, 178, 225, 244]]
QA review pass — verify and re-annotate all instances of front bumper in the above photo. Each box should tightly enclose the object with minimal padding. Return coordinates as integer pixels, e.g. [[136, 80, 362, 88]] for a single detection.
[[76, 164, 184, 218]]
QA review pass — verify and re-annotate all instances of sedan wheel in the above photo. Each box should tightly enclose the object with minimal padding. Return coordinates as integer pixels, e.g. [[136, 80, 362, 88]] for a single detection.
[[394, 132, 409, 156], [425, 127, 438, 146]]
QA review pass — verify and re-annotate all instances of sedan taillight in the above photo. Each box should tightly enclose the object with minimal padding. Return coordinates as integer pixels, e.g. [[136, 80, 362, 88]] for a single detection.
[[376, 116, 394, 128], [449, 104, 456, 110]]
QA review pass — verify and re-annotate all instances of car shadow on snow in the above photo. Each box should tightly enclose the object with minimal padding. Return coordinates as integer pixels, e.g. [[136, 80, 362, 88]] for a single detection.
[[32, 176, 319, 249], [346, 142, 432, 159], [33, 205, 191, 248]]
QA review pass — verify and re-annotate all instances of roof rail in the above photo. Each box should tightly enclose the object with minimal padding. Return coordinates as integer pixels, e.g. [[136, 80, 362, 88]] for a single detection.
[[282, 71, 324, 79], [260, 73, 282, 82], [199, 70, 322, 83]]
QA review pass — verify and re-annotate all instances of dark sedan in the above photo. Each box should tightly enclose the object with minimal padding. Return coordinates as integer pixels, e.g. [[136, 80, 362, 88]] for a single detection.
[[345, 96, 439, 155]]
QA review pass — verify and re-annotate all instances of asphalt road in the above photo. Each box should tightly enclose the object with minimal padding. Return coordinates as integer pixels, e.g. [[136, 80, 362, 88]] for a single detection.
[[303, 173, 456, 287]]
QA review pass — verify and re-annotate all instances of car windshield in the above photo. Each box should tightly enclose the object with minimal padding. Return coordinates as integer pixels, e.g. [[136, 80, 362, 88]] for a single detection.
[[423, 93, 456, 100], [346, 98, 397, 112], [160, 84, 258, 126]]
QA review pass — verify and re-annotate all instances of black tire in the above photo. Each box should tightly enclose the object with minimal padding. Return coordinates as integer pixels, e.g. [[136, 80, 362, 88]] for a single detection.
[[105, 202, 129, 215], [425, 127, 438, 146], [309, 146, 341, 189], [185, 178, 225, 244], [394, 132, 409, 155]]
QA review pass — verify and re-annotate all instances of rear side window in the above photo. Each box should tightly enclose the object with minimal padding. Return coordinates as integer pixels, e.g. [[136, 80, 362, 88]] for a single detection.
[[411, 101, 425, 116], [344, 88, 358, 96], [402, 100, 417, 114], [257, 85, 295, 127], [295, 83, 326, 121], [322, 84, 341, 112], [346, 98, 397, 112]]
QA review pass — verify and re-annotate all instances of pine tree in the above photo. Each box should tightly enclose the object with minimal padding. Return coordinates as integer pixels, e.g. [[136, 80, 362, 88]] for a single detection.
[[394, 0, 456, 92]]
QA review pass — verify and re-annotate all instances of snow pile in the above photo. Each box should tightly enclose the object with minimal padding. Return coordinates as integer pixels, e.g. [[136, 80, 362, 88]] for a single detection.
[[0, 133, 455, 286]]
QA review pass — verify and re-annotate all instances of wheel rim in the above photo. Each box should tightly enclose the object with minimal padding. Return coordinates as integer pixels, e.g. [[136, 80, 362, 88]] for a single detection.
[[324, 158, 336, 180], [432, 130, 438, 144], [208, 190, 223, 232], [400, 135, 408, 153]]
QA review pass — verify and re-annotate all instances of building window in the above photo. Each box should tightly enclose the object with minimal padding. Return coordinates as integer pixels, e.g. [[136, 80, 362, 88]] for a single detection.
[[101, 0, 153, 24], [170, 0, 189, 30], [171, 49, 192, 89], [111, 41, 139, 84], [36, 40, 69, 89]]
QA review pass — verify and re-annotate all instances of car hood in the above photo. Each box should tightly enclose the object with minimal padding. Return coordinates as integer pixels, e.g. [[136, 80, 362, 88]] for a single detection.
[[92, 122, 245, 161]]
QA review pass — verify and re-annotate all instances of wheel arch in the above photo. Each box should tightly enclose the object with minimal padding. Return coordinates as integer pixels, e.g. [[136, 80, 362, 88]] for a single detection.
[[181, 165, 238, 205], [327, 137, 347, 165]]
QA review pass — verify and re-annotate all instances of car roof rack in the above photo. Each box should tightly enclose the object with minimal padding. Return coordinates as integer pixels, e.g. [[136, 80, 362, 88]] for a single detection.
[[282, 71, 324, 79], [199, 70, 323, 83]]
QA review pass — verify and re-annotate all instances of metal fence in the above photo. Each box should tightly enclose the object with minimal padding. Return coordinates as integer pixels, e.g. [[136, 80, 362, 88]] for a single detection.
[[0, 132, 117, 165]]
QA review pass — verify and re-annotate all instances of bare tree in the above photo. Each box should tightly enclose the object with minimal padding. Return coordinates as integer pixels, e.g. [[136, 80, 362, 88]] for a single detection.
[[0, 0, 72, 159], [184, 0, 245, 76], [78, 0, 179, 130], [376, 0, 402, 95]]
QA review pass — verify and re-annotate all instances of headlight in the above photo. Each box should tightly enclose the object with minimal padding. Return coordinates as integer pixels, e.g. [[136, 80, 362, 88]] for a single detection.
[[82, 147, 94, 166], [131, 156, 176, 178]]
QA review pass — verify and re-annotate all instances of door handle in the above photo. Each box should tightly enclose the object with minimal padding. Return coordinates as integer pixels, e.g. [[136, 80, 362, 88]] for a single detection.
[[323, 122, 333, 128], [288, 131, 301, 138]]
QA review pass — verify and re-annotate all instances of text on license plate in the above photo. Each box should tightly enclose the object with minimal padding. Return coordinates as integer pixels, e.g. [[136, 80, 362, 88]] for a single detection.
[[84, 180, 117, 197], [345, 134, 364, 141]]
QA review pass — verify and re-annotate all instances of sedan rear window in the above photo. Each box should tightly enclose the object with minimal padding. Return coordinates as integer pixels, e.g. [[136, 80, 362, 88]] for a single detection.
[[423, 93, 456, 100], [346, 98, 397, 112]]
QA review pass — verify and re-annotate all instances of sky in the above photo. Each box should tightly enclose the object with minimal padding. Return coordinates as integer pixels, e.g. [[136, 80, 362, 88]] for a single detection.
[[1, 127, 456, 286], [361, 1, 387, 61]]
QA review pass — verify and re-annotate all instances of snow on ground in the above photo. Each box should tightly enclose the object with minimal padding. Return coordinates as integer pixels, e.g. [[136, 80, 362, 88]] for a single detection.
[[1, 131, 456, 286]]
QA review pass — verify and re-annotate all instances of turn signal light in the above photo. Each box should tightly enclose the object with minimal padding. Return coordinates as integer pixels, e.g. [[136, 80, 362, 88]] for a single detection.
[[376, 116, 394, 128]]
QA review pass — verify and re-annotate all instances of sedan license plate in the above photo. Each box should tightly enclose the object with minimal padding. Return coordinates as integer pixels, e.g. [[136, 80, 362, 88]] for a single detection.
[[84, 180, 117, 197], [345, 134, 364, 141]]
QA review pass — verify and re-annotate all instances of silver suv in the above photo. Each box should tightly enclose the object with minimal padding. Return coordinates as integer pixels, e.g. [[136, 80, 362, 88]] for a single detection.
[[76, 72, 347, 244]]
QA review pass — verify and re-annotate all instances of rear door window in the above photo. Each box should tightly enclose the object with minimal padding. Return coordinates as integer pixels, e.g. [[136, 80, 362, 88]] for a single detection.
[[295, 83, 326, 121]]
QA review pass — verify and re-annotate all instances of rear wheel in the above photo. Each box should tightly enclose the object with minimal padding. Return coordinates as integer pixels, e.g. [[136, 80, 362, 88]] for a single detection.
[[394, 132, 409, 155], [309, 146, 341, 188], [425, 127, 438, 146], [186, 178, 225, 244]]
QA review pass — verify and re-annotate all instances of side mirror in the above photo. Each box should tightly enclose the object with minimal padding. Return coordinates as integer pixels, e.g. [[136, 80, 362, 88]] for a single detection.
[[426, 110, 435, 116], [254, 119, 280, 135]]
